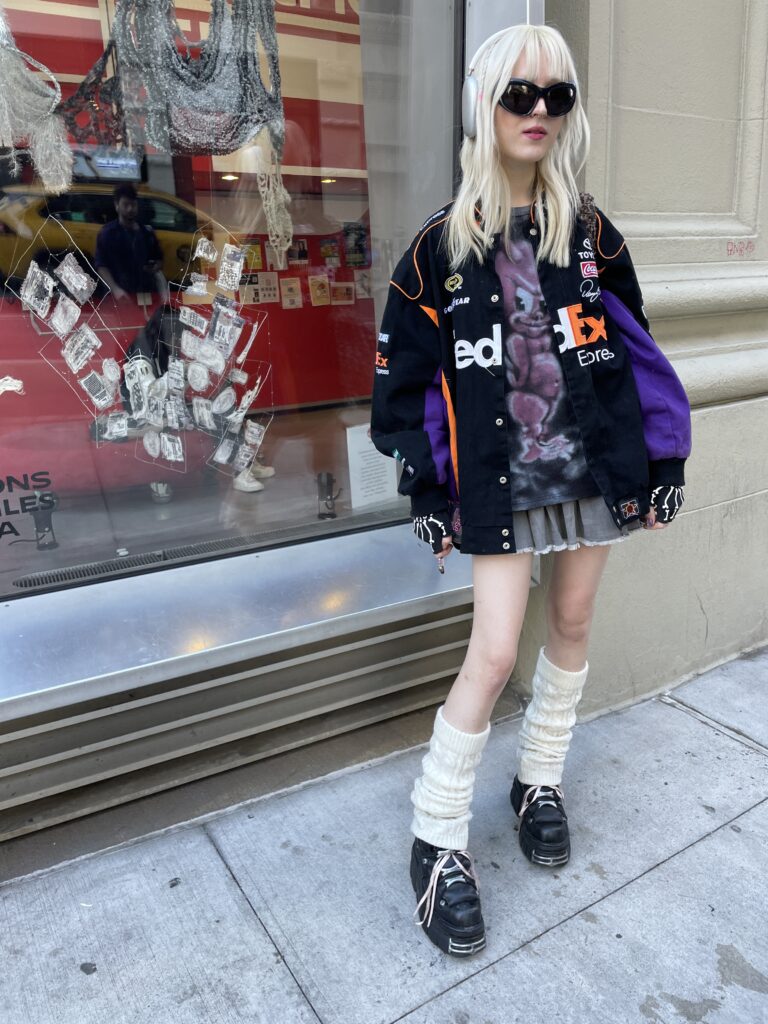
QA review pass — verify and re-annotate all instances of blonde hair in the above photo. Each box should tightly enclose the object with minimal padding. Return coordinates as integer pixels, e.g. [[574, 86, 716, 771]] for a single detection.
[[445, 24, 590, 270]]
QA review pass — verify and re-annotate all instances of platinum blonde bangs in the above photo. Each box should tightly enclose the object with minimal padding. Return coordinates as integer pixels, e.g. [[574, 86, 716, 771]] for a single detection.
[[444, 24, 590, 271]]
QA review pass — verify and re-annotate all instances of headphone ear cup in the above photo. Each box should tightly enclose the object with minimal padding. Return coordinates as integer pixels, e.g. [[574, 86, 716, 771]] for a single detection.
[[462, 74, 479, 139]]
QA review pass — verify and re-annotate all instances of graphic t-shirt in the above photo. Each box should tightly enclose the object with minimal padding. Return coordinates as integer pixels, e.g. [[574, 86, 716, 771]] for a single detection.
[[494, 208, 600, 511]]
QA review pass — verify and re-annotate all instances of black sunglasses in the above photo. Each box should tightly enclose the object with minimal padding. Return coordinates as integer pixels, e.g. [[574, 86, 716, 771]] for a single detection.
[[498, 79, 577, 117]]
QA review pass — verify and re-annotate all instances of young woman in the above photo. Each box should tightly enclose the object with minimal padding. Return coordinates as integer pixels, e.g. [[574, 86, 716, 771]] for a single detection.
[[370, 23, 691, 958]]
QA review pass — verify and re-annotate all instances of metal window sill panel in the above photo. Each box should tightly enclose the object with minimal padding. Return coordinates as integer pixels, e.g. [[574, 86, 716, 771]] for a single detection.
[[1, 524, 474, 721]]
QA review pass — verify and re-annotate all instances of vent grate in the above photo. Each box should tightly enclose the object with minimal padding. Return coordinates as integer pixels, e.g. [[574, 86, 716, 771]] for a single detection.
[[11, 518, 400, 592], [13, 553, 165, 588], [11, 535, 265, 589], [163, 534, 264, 559]]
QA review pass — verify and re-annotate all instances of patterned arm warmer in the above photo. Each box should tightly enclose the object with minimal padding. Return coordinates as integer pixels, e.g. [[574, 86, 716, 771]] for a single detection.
[[412, 511, 452, 553], [651, 485, 684, 523]]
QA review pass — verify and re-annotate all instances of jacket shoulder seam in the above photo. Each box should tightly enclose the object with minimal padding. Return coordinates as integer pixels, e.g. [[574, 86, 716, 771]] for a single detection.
[[594, 208, 626, 261], [390, 212, 450, 302]]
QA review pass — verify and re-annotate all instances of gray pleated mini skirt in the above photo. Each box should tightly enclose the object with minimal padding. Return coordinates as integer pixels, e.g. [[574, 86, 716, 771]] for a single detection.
[[511, 494, 644, 555]]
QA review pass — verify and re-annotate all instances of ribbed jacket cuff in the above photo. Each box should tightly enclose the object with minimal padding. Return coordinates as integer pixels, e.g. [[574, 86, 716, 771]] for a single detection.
[[649, 457, 686, 488], [409, 487, 450, 518]]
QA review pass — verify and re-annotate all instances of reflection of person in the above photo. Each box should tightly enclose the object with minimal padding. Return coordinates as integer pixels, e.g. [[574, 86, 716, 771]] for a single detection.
[[95, 184, 169, 302], [232, 455, 275, 492], [370, 25, 691, 958]]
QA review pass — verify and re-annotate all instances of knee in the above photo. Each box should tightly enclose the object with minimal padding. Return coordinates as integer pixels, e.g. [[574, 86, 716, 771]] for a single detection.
[[547, 596, 594, 645], [460, 645, 518, 696]]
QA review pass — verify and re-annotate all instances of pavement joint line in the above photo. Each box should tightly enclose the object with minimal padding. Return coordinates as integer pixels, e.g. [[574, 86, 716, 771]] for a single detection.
[[386, 794, 768, 1024], [657, 693, 768, 757], [201, 823, 326, 1024]]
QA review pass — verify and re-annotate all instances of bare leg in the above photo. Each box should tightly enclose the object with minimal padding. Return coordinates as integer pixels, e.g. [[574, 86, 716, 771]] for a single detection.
[[409, 549, 535, 945], [512, 543, 613, 866], [443, 550, 534, 733], [545, 543, 611, 670], [516, 542, 612, 788]]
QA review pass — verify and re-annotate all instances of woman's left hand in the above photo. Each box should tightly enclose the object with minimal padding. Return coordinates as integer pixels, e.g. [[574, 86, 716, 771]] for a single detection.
[[641, 507, 667, 530], [642, 485, 685, 529]]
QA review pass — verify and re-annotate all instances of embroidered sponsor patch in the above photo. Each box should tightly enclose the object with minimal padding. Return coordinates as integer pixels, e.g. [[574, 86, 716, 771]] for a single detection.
[[444, 295, 470, 314], [378, 332, 389, 344], [375, 350, 389, 375], [577, 347, 614, 367], [580, 260, 597, 278], [553, 303, 607, 353], [444, 274, 463, 293], [580, 279, 601, 302], [420, 208, 446, 231], [619, 498, 640, 519], [577, 237, 595, 260], [454, 325, 502, 369]]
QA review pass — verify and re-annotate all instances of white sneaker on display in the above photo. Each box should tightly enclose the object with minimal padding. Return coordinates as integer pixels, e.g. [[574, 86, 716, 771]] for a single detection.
[[233, 468, 265, 493], [149, 482, 173, 503]]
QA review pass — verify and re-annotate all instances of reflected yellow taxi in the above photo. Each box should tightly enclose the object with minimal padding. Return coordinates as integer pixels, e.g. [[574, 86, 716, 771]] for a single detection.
[[0, 184, 206, 287]]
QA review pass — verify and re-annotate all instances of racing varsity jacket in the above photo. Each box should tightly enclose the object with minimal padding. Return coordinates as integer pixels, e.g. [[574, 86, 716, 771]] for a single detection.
[[370, 198, 692, 555]]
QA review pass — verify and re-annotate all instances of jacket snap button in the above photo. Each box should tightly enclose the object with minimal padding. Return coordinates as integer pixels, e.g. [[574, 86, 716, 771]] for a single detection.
[[499, 476, 507, 484], [495, 417, 503, 426], [491, 293, 499, 302], [529, 227, 537, 236], [502, 529, 509, 536], [502, 542, 510, 550]]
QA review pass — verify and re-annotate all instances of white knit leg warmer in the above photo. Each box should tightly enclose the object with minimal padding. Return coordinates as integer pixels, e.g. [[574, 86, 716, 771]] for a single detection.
[[410, 705, 491, 850], [517, 645, 589, 787]]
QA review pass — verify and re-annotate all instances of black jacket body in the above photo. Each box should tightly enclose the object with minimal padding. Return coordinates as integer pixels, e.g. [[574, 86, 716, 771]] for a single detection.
[[370, 200, 691, 555]]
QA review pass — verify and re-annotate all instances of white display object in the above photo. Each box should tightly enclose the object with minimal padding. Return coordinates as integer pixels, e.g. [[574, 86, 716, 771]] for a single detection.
[[345, 422, 399, 510]]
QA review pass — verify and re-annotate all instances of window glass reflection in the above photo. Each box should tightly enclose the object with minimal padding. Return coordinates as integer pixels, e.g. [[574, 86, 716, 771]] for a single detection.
[[0, 0, 455, 597]]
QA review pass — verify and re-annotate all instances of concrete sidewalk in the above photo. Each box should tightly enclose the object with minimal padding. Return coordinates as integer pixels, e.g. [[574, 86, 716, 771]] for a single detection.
[[1, 648, 767, 1024]]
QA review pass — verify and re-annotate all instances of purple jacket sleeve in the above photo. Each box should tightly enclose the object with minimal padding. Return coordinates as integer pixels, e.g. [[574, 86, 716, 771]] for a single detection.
[[602, 288, 692, 487], [370, 234, 453, 516], [423, 364, 453, 493]]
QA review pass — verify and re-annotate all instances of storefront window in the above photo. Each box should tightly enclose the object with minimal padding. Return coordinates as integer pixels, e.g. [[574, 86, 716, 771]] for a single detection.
[[0, 0, 459, 598]]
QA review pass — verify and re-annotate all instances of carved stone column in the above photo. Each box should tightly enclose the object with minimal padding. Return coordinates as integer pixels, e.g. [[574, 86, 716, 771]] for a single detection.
[[534, 0, 768, 710]]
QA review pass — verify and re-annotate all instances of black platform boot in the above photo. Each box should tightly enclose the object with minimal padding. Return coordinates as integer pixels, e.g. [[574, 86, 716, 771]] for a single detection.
[[510, 775, 570, 867], [410, 836, 486, 957]]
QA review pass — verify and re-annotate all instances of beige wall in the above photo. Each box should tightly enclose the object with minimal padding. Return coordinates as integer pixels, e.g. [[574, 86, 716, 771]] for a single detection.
[[518, 0, 768, 713]]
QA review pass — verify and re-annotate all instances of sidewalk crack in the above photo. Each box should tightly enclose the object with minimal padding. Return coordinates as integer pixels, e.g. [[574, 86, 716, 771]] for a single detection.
[[387, 795, 768, 1024], [658, 693, 768, 756], [202, 825, 325, 1024]]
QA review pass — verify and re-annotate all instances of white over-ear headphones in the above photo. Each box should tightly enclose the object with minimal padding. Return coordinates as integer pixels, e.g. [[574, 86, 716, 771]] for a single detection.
[[461, 28, 513, 140]]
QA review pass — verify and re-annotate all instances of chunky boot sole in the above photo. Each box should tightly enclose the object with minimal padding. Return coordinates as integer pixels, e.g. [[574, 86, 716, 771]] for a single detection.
[[409, 851, 487, 957]]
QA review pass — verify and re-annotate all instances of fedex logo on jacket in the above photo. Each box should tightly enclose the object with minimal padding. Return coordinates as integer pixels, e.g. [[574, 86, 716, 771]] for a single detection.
[[455, 323, 502, 369], [553, 303, 607, 354]]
